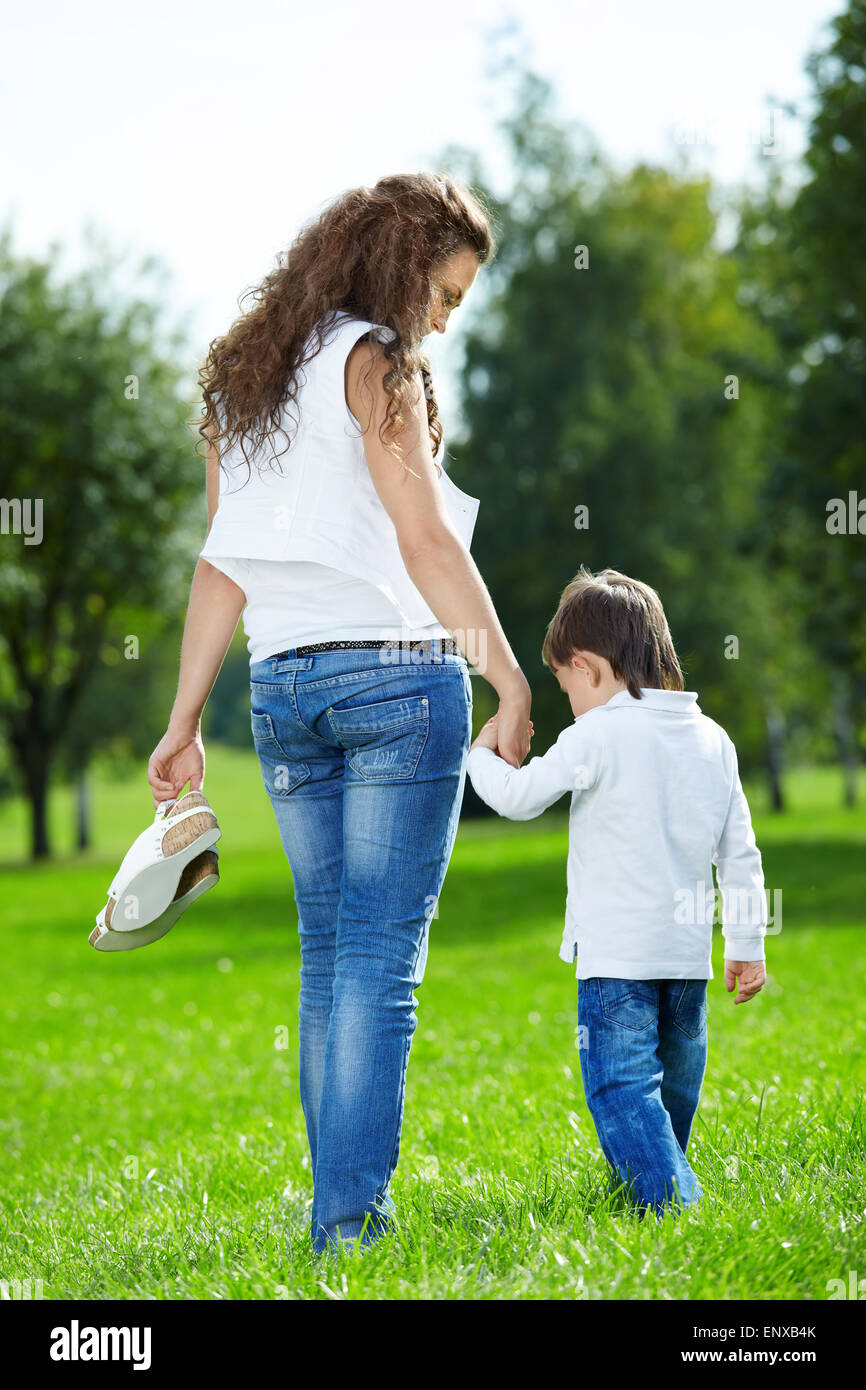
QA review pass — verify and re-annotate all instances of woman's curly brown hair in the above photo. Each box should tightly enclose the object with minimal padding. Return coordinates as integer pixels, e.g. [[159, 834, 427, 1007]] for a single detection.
[[194, 171, 496, 483]]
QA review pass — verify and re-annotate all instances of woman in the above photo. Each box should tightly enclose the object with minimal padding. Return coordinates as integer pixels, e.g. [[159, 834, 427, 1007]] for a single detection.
[[147, 172, 533, 1255]]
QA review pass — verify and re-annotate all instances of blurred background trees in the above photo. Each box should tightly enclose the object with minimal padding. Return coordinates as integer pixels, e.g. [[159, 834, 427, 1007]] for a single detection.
[[0, 234, 204, 857], [1, 1, 864, 856], [733, 0, 866, 808]]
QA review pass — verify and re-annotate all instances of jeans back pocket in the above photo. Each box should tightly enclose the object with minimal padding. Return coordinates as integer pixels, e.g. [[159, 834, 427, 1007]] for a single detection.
[[598, 978, 659, 1032], [250, 710, 311, 797], [326, 694, 430, 781], [672, 980, 708, 1040]]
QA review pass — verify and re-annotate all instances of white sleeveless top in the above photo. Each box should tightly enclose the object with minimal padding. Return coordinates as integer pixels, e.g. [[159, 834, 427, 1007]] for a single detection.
[[199, 309, 480, 663]]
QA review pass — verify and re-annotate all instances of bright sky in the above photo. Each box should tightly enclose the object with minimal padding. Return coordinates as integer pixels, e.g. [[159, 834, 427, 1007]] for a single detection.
[[2, 0, 843, 416]]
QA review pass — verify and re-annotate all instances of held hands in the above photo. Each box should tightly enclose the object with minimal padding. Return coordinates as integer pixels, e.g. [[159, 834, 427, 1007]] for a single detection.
[[148, 721, 205, 809], [469, 715, 500, 753], [470, 711, 534, 765], [724, 959, 766, 1004], [489, 675, 533, 768]]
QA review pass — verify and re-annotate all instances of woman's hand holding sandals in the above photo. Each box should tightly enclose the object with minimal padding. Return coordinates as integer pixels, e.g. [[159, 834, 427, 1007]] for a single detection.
[[148, 719, 206, 808]]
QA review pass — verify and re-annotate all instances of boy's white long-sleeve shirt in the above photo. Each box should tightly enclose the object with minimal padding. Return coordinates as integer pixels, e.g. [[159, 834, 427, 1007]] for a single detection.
[[465, 689, 767, 980]]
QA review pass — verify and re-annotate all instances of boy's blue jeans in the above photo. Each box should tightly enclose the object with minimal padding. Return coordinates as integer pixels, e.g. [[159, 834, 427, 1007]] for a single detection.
[[577, 977, 707, 1213], [249, 643, 472, 1255]]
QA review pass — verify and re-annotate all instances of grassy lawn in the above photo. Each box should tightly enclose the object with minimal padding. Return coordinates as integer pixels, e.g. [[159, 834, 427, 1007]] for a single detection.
[[0, 755, 864, 1300]]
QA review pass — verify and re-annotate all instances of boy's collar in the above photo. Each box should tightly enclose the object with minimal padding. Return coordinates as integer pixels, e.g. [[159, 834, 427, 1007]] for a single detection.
[[591, 688, 700, 715]]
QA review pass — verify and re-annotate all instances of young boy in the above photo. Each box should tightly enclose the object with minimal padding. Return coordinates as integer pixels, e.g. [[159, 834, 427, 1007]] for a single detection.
[[466, 567, 767, 1215]]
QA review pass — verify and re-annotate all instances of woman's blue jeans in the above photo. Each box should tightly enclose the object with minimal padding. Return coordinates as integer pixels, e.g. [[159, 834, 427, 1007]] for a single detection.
[[577, 977, 707, 1214], [248, 642, 472, 1254]]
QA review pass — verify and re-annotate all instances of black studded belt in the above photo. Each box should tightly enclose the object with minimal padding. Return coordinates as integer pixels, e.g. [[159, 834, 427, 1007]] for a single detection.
[[269, 638, 460, 658]]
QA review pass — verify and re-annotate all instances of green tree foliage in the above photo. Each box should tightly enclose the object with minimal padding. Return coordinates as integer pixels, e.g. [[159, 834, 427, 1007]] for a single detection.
[[0, 230, 201, 856], [735, 0, 866, 804], [445, 73, 797, 808]]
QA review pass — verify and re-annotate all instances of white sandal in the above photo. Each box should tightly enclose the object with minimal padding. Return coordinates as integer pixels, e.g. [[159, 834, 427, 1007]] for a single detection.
[[90, 792, 221, 952]]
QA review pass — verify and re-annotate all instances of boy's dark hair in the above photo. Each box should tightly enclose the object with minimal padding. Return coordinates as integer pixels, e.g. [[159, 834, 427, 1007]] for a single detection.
[[540, 566, 684, 699]]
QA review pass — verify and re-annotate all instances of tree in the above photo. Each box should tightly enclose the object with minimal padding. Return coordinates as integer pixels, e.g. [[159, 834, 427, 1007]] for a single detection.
[[440, 70, 798, 808], [734, 0, 866, 804], [0, 229, 201, 857]]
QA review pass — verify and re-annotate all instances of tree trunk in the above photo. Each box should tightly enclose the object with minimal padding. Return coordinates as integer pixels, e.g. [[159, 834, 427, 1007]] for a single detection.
[[832, 674, 858, 809], [765, 706, 785, 814], [27, 760, 51, 859], [76, 765, 90, 851], [9, 695, 54, 859]]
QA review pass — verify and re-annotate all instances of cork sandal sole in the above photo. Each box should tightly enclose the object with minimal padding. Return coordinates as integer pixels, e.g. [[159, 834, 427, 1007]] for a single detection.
[[101, 792, 220, 932], [90, 849, 220, 952]]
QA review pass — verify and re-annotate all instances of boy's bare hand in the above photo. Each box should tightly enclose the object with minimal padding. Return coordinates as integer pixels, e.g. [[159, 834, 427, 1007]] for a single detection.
[[724, 959, 766, 1004], [470, 713, 533, 757], [470, 714, 501, 754]]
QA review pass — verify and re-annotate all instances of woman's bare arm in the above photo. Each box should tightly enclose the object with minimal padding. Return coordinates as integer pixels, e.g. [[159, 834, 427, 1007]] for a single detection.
[[346, 338, 532, 766], [168, 436, 246, 734], [147, 435, 246, 802], [167, 559, 246, 735]]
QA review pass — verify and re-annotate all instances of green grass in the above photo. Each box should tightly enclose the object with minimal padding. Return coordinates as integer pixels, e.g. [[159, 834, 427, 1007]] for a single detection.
[[0, 756, 864, 1299]]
